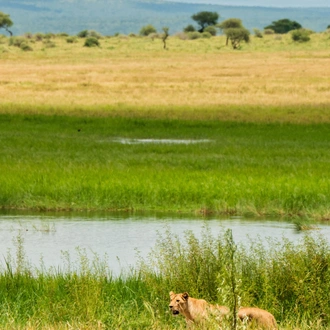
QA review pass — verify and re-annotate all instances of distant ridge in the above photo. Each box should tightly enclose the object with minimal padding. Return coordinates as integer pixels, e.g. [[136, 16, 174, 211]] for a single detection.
[[0, 0, 329, 36]]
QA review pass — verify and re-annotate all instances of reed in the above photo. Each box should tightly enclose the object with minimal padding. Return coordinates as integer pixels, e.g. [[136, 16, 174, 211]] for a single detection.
[[1, 228, 330, 329]]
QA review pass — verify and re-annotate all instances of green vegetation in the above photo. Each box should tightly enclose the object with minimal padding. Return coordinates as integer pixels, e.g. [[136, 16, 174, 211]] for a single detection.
[[191, 11, 219, 33], [0, 11, 13, 36], [84, 36, 100, 47], [217, 18, 248, 47], [291, 29, 312, 43], [1, 112, 330, 220], [265, 18, 302, 34], [139, 24, 157, 36], [1, 227, 330, 329]]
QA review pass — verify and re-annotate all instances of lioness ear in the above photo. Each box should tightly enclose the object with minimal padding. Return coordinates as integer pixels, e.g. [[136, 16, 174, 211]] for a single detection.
[[169, 291, 175, 298], [182, 292, 189, 300]]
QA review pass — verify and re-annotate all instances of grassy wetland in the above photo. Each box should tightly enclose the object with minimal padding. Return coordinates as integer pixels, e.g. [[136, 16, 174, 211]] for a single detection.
[[1, 31, 330, 328]]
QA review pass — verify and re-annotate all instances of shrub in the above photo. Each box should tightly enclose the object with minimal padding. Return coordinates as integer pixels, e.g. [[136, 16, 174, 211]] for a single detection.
[[44, 33, 55, 39], [253, 28, 263, 38], [204, 25, 217, 36], [88, 30, 102, 39], [184, 24, 196, 33], [8, 36, 25, 47], [187, 31, 201, 40], [84, 37, 100, 47], [139, 24, 157, 36], [201, 31, 212, 38], [24, 32, 33, 39], [0, 35, 6, 44], [34, 33, 44, 41], [43, 40, 56, 48], [264, 28, 275, 35], [77, 30, 102, 39], [66, 36, 78, 43], [20, 42, 33, 51], [291, 29, 311, 42], [77, 30, 89, 38]]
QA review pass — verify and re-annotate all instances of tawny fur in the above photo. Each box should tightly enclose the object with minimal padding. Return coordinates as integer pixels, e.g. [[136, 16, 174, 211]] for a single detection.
[[238, 307, 277, 329], [169, 291, 229, 325]]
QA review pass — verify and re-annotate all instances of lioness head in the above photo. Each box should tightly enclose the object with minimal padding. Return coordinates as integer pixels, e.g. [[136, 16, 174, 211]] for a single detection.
[[169, 291, 189, 316]]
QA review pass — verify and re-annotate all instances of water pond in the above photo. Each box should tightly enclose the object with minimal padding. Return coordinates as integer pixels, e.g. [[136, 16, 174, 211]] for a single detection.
[[0, 211, 329, 276]]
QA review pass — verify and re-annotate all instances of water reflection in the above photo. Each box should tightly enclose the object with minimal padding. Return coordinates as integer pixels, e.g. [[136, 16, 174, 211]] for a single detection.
[[0, 211, 329, 275]]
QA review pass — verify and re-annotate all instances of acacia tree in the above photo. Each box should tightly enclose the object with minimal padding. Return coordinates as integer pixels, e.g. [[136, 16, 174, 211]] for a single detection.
[[217, 18, 243, 45], [264, 19, 302, 34], [191, 11, 219, 33], [0, 11, 13, 36], [162, 27, 169, 49], [139, 24, 157, 36], [224, 27, 250, 49]]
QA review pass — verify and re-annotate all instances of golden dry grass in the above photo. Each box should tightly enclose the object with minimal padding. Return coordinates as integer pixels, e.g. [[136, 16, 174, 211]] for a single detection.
[[1, 33, 330, 122]]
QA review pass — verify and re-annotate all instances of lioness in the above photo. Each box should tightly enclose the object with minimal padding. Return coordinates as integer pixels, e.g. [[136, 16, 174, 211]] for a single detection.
[[238, 307, 278, 330], [169, 291, 229, 326]]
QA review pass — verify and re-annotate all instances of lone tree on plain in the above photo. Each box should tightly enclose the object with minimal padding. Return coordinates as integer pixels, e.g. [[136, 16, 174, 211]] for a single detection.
[[224, 27, 250, 49], [264, 19, 302, 34], [0, 11, 13, 36], [191, 11, 219, 33], [139, 24, 157, 36], [217, 18, 243, 45], [161, 27, 169, 49]]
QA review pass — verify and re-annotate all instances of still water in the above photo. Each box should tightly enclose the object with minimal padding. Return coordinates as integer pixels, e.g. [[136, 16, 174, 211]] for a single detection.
[[0, 212, 329, 275]]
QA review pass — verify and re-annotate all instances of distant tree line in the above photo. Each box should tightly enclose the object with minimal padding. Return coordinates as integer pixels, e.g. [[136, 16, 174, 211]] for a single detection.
[[1, 9, 329, 51]]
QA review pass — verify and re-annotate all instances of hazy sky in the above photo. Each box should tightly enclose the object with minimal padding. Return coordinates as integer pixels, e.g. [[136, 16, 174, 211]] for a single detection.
[[164, 0, 330, 7]]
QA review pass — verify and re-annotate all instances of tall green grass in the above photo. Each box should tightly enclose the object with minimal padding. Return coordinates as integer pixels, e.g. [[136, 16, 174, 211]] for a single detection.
[[1, 228, 330, 329], [1, 113, 330, 218]]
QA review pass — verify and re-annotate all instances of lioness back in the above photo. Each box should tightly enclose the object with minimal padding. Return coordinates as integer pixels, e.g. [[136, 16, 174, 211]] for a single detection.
[[238, 307, 277, 329]]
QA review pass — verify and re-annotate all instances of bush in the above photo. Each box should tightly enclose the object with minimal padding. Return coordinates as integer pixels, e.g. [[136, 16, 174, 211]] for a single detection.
[[139, 24, 157, 36], [84, 37, 100, 47], [77, 30, 89, 38], [264, 28, 275, 35], [43, 40, 56, 48], [66, 36, 78, 43], [187, 31, 201, 40], [184, 24, 196, 33], [77, 30, 102, 39], [44, 33, 55, 39], [201, 31, 212, 38], [24, 32, 33, 39], [291, 29, 311, 42], [88, 30, 102, 39], [34, 33, 44, 41], [253, 28, 263, 38], [20, 42, 33, 51], [8, 36, 25, 47], [204, 25, 217, 36]]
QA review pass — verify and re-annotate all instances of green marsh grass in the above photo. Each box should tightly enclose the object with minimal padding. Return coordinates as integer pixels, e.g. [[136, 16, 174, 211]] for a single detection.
[[1, 113, 330, 218], [1, 227, 330, 329]]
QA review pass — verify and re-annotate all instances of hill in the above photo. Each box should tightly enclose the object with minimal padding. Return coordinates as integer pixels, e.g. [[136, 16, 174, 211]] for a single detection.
[[1, 0, 329, 36]]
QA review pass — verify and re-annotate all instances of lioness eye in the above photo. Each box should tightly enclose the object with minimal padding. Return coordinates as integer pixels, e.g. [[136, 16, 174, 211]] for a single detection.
[[176, 300, 180, 302]]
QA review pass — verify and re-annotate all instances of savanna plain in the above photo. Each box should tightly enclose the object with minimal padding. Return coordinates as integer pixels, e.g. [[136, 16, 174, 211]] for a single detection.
[[1, 32, 330, 329]]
